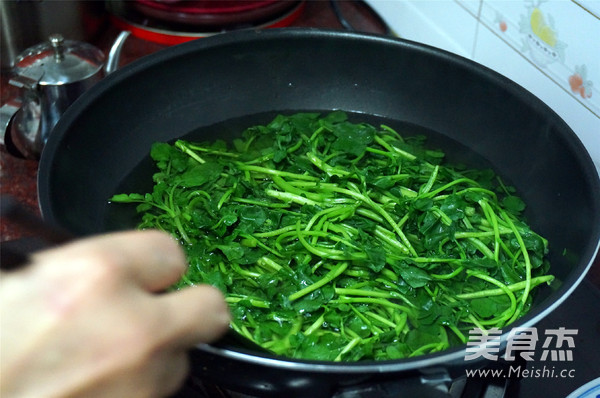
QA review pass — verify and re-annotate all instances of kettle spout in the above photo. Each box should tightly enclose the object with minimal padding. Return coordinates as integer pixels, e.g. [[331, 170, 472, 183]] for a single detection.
[[105, 31, 131, 75]]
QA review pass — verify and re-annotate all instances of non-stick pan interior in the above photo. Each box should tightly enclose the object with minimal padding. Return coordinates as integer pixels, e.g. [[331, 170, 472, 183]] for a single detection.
[[38, 29, 600, 373]]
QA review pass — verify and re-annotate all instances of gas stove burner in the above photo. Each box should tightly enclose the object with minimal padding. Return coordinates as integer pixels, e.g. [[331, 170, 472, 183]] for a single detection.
[[107, 0, 304, 45], [174, 360, 524, 398]]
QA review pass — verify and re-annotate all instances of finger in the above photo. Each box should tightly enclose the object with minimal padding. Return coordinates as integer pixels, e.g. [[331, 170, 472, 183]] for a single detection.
[[108, 230, 187, 292], [32, 230, 187, 292], [156, 285, 231, 349], [152, 351, 190, 398]]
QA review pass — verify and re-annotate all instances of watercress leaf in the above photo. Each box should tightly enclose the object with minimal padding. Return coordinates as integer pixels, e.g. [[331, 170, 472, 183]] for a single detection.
[[440, 195, 466, 221], [470, 297, 498, 318], [347, 316, 371, 338], [385, 344, 408, 360], [363, 244, 386, 273], [393, 263, 431, 289], [499, 262, 522, 284], [405, 329, 439, 352], [239, 206, 267, 227], [372, 176, 396, 190], [203, 270, 228, 292], [150, 142, 175, 162], [292, 290, 327, 313], [136, 203, 153, 212], [413, 197, 434, 211], [462, 258, 498, 269], [217, 242, 245, 262], [331, 122, 375, 157], [321, 110, 348, 125], [502, 195, 526, 214], [423, 222, 455, 250], [177, 161, 223, 187], [110, 193, 145, 202]]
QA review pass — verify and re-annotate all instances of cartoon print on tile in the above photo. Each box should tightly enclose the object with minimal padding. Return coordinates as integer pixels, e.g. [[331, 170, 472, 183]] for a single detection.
[[569, 65, 594, 100], [519, 0, 567, 66], [478, 0, 599, 136], [494, 12, 508, 33]]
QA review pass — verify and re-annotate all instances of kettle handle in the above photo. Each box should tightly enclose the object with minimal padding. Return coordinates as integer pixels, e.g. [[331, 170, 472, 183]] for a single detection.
[[105, 31, 131, 75], [0, 72, 43, 151], [0, 99, 22, 146]]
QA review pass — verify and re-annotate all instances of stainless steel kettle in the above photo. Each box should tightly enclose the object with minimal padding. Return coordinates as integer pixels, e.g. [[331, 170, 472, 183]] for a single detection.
[[0, 31, 129, 159]]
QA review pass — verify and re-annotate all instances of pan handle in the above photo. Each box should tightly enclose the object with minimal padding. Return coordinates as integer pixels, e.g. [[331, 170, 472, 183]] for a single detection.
[[0, 196, 74, 270]]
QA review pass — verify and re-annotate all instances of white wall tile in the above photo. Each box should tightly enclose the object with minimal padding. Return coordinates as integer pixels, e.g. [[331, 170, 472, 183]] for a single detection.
[[479, 1, 600, 114], [455, 0, 482, 17], [364, 0, 600, 167], [366, 0, 479, 57], [474, 23, 600, 169], [575, 0, 600, 18], [475, 0, 600, 168]]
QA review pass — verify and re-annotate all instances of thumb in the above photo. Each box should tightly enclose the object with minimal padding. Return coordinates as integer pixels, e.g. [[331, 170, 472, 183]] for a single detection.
[[155, 285, 231, 349]]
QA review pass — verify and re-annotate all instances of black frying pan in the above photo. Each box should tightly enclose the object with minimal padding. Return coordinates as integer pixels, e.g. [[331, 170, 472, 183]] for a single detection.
[[38, 29, 600, 397]]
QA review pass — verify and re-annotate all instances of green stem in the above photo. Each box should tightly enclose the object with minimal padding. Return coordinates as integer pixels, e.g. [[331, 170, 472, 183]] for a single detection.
[[501, 210, 532, 309], [289, 262, 349, 301], [176, 141, 205, 164], [236, 163, 319, 181], [456, 275, 554, 299]]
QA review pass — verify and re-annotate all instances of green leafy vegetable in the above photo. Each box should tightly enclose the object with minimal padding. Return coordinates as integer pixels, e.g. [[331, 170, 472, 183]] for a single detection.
[[111, 111, 553, 361]]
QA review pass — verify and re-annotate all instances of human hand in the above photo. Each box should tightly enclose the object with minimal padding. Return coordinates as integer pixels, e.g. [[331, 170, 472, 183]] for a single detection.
[[1, 230, 230, 398]]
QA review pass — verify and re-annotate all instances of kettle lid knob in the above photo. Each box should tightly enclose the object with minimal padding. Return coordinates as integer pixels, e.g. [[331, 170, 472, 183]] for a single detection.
[[49, 33, 65, 63]]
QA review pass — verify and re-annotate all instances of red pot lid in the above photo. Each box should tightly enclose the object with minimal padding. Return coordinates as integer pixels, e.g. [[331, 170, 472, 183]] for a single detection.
[[134, 0, 279, 14], [108, 1, 305, 46], [133, 0, 299, 26]]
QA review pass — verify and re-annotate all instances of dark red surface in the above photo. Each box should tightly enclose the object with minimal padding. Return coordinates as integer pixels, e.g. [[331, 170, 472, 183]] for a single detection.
[[1, 1, 598, 286]]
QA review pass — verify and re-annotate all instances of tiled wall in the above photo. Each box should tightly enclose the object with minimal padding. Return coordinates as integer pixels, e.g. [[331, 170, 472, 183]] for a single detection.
[[366, 0, 600, 170]]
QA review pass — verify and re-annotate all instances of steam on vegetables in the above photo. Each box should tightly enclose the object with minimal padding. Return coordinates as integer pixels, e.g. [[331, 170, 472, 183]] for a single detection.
[[111, 112, 553, 361]]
